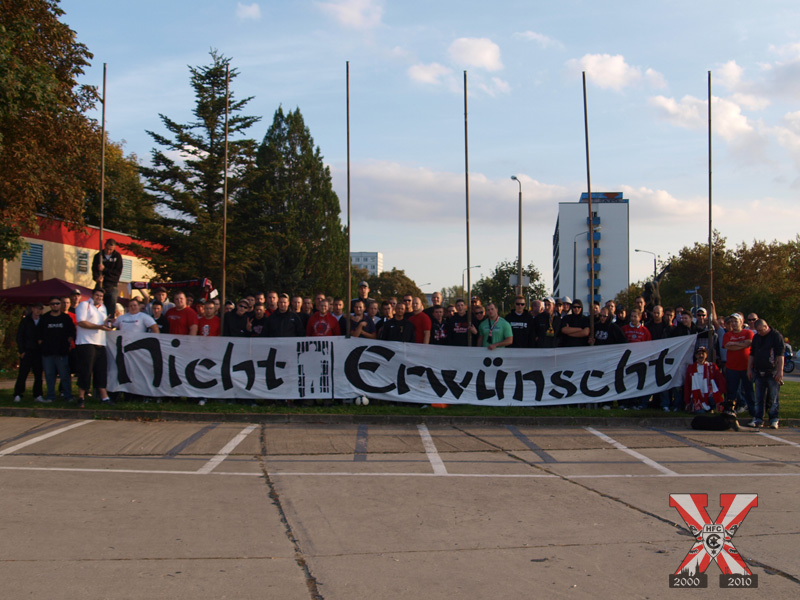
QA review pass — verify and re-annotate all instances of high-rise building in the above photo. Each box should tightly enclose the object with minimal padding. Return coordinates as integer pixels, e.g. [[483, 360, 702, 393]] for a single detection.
[[350, 251, 383, 277], [552, 192, 629, 304]]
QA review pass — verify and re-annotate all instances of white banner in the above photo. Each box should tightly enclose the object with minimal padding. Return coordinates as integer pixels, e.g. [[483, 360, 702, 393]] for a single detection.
[[107, 332, 696, 406], [107, 332, 695, 406]]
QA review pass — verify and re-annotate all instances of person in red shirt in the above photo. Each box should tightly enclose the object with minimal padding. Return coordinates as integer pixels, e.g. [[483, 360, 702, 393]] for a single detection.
[[723, 313, 754, 415], [622, 310, 652, 344], [306, 298, 341, 336], [197, 300, 221, 337], [165, 292, 199, 335], [407, 297, 431, 344]]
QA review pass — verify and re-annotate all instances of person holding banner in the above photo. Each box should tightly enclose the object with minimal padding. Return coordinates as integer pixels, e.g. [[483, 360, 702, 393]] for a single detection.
[[477, 303, 513, 351], [75, 289, 114, 408]]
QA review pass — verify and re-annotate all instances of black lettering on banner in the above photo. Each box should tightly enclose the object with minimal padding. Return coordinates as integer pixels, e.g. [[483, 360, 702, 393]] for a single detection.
[[256, 347, 286, 390], [235, 360, 256, 390], [549, 370, 577, 399], [580, 370, 609, 397], [396, 364, 409, 395], [615, 349, 631, 393], [168, 338, 182, 387], [476, 369, 496, 400], [344, 345, 397, 394], [117, 335, 163, 387], [406, 366, 448, 397], [186, 358, 218, 389], [649, 349, 674, 386], [221, 343, 235, 390], [519, 370, 545, 402], [441, 370, 473, 399]]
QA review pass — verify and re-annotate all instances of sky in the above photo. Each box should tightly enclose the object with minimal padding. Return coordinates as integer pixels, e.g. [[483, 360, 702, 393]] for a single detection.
[[61, 0, 800, 298]]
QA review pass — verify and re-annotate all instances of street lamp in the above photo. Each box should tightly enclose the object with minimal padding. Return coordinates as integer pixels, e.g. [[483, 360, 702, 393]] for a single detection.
[[462, 265, 481, 298], [511, 176, 522, 296], [574, 226, 601, 302], [634, 249, 657, 283]]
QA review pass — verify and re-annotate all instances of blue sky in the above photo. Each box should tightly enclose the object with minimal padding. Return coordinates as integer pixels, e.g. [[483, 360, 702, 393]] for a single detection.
[[62, 0, 800, 298]]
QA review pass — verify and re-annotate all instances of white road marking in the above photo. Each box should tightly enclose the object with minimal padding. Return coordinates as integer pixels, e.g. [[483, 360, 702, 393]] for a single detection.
[[0, 420, 93, 457], [0, 466, 261, 476], [417, 424, 448, 475], [759, 431, 800, 448], [584, 427, 678, 476], [196, 424, 258, 474]]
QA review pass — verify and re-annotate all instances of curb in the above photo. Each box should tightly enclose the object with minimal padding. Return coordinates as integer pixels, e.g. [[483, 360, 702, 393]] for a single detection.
[[4, 407, 794, 428]]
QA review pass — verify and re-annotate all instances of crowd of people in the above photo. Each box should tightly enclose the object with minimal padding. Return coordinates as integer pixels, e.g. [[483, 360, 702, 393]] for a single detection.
[[12, 277, 786, 427]]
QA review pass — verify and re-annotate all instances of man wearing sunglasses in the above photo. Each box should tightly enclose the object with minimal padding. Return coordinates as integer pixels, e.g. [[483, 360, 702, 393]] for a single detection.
[[505, 295, 535, 348]]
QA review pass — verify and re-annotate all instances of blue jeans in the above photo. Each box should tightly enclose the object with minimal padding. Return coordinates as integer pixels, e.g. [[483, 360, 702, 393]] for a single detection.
[[752, 372, 779, 424], [43, 355, 73, 401], [725, 368, 754, 415]]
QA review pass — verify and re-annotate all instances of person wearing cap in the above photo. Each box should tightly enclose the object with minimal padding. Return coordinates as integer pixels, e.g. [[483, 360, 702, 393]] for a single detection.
[[68, 289, 82, 315], [13, 303, 45, 403], [91, 238, 123, 316], [559, 298, 590, 347], [684, 346, 726, 414], [533, 297, 561, 348], [37, 297, 76, 403], [352, 281, 374, 313], [723, 313, 754, 416], [143, 286, 174, 317], [693, 306, 719, 358], [560, 296, 572, 316]]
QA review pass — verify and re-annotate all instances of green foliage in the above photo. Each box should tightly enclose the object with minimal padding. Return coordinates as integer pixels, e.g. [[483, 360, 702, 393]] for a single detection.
[[657, 232, 800, 341], [472, 260, 547, 313], [353, 267, 425, 303], [0, 302, 25, 371], [138, 50, 259, 287], [0, 0, 100, 260], [232, 107, 347, 297]]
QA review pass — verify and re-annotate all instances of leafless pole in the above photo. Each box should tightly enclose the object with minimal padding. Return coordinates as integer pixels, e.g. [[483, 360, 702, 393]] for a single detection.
[[345, 61, 352, 338], [708, 70, 715, 363], [464, 71, 473, 344], [220, 65, 230, 333], [99, 63, 107, 252], [582, 72, 595, 340]]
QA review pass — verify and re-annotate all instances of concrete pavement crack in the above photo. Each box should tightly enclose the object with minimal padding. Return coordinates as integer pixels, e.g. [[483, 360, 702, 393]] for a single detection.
[[258, 424, 324, 600]]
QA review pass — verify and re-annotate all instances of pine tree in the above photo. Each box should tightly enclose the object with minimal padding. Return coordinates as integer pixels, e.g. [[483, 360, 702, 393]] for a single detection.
[[138, 50, 259, 286], [233, 107, 347, 297]]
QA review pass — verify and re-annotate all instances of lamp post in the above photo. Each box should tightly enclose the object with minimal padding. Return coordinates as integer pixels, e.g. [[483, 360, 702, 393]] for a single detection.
[[511, 176, 522, 296], [574, 226, 601, 303], [462, 266, 481, 298], [634, 249, 657, 283]]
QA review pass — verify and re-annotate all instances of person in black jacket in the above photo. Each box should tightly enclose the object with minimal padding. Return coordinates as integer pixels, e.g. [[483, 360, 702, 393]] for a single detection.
[[505, 296, 535, 348], [91, 238, 124, 316], [37, 297, 76, 403], [380, 301, 415, 343], [14, 303, 44, 402], [265, 294, 305, 337], [223, 300, 252, 337]]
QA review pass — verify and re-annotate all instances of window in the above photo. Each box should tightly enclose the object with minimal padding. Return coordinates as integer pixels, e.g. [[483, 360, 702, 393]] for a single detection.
[[20, 243, 43, 284], [120, 259, 133, 283]]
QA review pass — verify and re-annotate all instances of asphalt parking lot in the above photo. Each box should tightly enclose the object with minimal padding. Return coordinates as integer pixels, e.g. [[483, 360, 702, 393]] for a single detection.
[[1, 417, 798, 599]]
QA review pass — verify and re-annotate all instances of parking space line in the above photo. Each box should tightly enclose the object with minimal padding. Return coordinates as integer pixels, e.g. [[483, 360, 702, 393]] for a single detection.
[[417, 424, 447, 475], [0, 466, 261, 476], [196, 424, 258, 474], [354, 424, 368, 462], [0, 420, 93, 457], [161, 423, 219, 458], [506, 425, 557, 463], [758, 431, 800, 448], [649, 427, 739, 462], [0, 420, 76, 447], [585, 427, 678, 476]]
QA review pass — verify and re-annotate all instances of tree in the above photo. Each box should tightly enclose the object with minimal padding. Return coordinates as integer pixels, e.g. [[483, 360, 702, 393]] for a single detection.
[[233, 107, 347, 297], [364, 268, 425, 302], [138, 50, 259, 286], [472, 260, 547, 313], [0, 0, 100, 260], [83, 140, 155, 240]]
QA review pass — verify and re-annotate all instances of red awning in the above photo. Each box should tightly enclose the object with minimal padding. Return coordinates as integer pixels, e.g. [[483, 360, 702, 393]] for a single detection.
[[0, 278, 94, 306]]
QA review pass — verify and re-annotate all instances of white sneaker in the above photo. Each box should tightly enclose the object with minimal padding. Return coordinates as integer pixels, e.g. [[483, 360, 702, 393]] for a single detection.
[[746, 420, 762, 428], [13, 395, 22, 403], [769, 420, 779, 429], [34, 396, 51, 403], [198, 399, 206, 406]]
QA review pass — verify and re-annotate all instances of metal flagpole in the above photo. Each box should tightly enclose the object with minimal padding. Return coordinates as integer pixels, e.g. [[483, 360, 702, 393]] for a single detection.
[[707, 70, 715, 363], [464, 71, 473, 345], [345, 61, 352, 338], [99, 63, 107, 252], [220, 65, 230, 333], [582, 72, 595, 341]]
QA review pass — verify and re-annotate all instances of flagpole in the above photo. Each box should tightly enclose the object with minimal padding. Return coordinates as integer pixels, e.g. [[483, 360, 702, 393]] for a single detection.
[[464, 71, 473, 345], [345, 61, 352, 338], [707, 70, 715, 363], [220, 64, 230, 332], [99, 63, 107, 252]]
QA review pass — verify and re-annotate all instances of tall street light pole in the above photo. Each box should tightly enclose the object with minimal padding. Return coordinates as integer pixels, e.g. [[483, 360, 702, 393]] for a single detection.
[[634, 249, 657, 283], [462, 265, 481, 298], [511, 176, 523, 297]]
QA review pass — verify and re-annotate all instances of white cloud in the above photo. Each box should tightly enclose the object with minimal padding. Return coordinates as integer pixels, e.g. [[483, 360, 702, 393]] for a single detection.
[[513, 31, 563, 50], [408, 63, 452, 85], [730, 93, 770, 110], [567, 53, 644, 91], [716, 60, 743, 89], [648, 94, 755, 143], [644, 68, 667, 89], [477, 77, 511, 96], [235, 3, 261, 21], [448, 38, 504, 71], [317, 0, 382, 29], [619, 185, 704, 221]]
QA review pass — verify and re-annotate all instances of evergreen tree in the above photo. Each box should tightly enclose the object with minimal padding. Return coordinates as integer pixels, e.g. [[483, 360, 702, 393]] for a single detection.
[[138, 50, 259, 286], [234, 107, 347, 297]]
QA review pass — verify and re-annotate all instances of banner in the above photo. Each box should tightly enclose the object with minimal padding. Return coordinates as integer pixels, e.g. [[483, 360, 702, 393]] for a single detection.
[[107, 332, 697, 406]]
